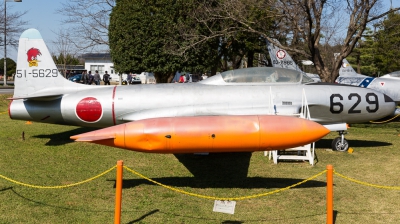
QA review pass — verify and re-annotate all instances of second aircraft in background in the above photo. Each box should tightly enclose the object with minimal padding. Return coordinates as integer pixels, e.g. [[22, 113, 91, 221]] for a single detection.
[[336, 58, 400, 103]]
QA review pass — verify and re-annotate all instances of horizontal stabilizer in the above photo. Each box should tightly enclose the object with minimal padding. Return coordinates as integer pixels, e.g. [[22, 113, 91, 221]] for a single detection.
[[8, 94, 63, 101]]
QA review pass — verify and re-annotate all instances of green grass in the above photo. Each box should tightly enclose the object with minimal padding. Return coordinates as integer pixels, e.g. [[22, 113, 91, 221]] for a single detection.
[[2, 93, 400, 223]]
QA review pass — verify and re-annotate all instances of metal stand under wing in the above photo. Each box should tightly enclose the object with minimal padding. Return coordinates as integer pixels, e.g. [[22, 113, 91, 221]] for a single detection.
[[264, 88, 316, 165]]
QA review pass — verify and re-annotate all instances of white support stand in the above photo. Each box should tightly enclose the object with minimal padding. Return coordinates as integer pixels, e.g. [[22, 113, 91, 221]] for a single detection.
[[269, 142, 316, 166], [265, 89, 316, 166]]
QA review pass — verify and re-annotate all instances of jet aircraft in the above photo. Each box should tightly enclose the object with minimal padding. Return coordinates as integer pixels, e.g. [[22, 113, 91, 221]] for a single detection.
[[9, 29, 397, 152], [336, 58, 400, 103], [266, 39, 321, 82]]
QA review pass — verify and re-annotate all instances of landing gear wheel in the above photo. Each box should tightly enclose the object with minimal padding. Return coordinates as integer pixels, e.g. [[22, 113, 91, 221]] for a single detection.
[[331, 137, 349, 152]]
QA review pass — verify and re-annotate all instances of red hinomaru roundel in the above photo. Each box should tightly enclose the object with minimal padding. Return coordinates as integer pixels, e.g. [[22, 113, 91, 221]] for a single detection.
[[76, 97, 103, 122], [276, 49, 286, 59]]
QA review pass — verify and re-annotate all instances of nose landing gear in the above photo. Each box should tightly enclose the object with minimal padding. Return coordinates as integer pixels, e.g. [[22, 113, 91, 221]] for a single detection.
[[332, 131, 349, 152]]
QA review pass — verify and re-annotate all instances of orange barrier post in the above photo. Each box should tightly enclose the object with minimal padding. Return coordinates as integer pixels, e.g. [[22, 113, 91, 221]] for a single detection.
[[114, 160, 123, 224], [326, 165, 333, 224]]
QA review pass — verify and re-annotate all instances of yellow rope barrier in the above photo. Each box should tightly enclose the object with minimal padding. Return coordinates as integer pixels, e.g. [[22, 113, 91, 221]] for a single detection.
[[124, 166, 327, 201], [369, 114, 400, 124], [0, 166, 116, 189], [3, 162, 398, 200], [334, 171, 400, 190]]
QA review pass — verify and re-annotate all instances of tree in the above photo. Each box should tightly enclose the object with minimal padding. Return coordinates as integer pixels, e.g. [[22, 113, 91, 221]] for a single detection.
[[374, 11, 400, 74], [109, 0, 222, 83], [109, 0, 177, 82], [0, 58, 16, 80], [347, 28, 380, 76], [166, 0, 273, 71], [179, 0, 399, 82]]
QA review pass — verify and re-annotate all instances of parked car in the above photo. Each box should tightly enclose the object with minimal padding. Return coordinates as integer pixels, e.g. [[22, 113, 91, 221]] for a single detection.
[[122, 76, 142, 85], [68, 74, 82, 83]]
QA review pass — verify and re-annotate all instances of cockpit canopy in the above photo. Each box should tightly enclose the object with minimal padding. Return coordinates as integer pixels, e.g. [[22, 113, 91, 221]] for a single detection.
[[382, 71, 400, 78], [200, 67, 314, 85]]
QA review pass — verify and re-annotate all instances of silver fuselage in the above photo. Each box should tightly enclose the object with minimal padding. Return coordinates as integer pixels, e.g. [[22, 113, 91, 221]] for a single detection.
[[9, 82, 395, 128]]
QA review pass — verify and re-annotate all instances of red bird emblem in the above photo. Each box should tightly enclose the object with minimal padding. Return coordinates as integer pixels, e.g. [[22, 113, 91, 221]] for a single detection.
[[27, 48, 42, 67]]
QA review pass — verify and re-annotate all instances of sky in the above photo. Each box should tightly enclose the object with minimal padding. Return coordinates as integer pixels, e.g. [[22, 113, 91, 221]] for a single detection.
[[4, 0, 400, 62], [6, 0, 68, 61]]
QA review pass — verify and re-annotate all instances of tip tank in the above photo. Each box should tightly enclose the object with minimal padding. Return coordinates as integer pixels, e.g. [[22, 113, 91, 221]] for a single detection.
[[71, 115, 330, 153]]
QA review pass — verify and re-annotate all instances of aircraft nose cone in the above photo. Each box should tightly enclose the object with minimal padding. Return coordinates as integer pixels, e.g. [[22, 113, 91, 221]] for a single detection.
[[259, 116, 330, 150], [70, 124, 125, 147], [379, 93, 397, 119]]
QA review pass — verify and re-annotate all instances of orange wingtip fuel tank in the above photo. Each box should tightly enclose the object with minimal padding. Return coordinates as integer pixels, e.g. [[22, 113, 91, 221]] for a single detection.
[[70, 115, 330, 153]]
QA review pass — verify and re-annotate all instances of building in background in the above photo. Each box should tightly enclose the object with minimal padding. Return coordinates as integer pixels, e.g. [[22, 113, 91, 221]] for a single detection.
[[82, 53, 156, 84], [81, 53, 115, 77]]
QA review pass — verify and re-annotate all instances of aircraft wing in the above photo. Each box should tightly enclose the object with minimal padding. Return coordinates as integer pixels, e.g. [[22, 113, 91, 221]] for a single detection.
[[74, 135, 115, 142], [323, 123, 347, 132]]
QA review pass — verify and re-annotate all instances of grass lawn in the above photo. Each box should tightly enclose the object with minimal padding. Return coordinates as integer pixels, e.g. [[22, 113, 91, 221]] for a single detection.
[[1, 93, 400, 223]]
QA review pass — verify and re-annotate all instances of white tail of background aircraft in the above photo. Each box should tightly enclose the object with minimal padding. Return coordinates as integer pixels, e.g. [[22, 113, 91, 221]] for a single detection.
[[338, 58, 366, 77], [14, 28, 97, 99], [266, 39, 321, 82], [333, 53, 366, 78]]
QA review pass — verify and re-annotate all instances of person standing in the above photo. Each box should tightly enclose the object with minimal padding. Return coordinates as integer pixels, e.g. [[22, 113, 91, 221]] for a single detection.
[[103, 71, 111, 85], [88, 71, 94, 85], [82, 71, 88, 84], [94, 70, 101, 85], [179, 74, 185, 83], [127, 72, 133, 85]]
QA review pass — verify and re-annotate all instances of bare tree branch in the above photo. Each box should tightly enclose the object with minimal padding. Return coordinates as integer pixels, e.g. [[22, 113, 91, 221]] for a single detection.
[[174, 0, 399, 82], [56, 0, 115, 53], [0, 4, 28, 50]]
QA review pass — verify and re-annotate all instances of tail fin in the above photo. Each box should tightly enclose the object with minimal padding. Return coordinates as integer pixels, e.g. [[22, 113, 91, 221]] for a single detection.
[[266, 39, 321, 82], [14, 28, 91, 99], [266, 39, 303, 72], [337, 57, 366, 77]]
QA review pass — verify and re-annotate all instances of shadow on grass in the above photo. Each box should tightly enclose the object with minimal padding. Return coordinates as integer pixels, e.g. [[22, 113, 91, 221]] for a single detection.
[[127, 209, 223, 223], [127, 209, 160, 223], [109, 152, 326, 189], [7, 187, 113, 213], [111, 177, 326, 189], [0, 187, 13, 192], [315, 139, 392, 149], [136, 209, 327, 223], [127, 209, 327, 223], [175, 152, 252, 180], [32, 127, 98, 146], [2, 187, 329, 223]]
